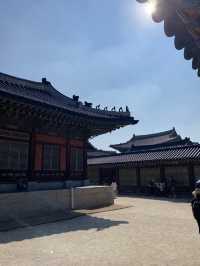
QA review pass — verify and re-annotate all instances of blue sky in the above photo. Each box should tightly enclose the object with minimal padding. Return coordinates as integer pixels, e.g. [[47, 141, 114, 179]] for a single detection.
[[0, 0, 200, 150]]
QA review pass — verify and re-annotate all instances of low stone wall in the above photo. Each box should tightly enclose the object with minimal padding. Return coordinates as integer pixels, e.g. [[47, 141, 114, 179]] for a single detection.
[[0, 186, 114, 222], [0, 189, 71, 222], [73, 186, 114, 209]]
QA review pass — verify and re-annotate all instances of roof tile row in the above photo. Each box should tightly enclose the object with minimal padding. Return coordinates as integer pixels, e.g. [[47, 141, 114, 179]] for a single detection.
[[0, 72, 136, 122], [88, 144, 200, 165]]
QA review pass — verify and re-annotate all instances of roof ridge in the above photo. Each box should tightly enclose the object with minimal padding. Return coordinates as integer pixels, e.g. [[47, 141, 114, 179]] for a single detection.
[[90, 143, 200, 159], [0, 72, 64, 99], [128, 143, 200, 155], [111, 128, 177, 147], [0, 72, 45, 86], [0, 72, 138, 123], [88, 144, 200, 165], [132, 128, 176, 139]]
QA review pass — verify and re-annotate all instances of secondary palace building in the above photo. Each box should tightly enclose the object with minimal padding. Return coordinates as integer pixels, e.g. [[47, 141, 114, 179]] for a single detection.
[[0, 72, 137, 192], [88, 129, 200, 194]]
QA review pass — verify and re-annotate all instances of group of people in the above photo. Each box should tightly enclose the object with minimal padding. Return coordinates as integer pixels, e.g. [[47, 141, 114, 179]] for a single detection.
[[148, 178, 200, 235], [148, 177, 176, 198], [103, 176, 200, 234]]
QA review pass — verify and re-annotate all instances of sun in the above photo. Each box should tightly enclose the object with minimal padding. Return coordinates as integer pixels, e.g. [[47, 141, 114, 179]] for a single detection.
[[144, 0, 156, 16]]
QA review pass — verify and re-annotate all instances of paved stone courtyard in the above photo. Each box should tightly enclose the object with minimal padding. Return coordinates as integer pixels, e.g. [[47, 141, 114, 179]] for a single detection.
[[0, 196, 199, 266]]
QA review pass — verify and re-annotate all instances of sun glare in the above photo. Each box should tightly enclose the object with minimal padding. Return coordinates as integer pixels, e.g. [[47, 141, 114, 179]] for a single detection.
[[144, 0, 156, 16]]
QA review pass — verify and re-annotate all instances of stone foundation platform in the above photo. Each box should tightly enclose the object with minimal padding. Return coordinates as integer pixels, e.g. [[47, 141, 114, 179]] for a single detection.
[[0, 186, 114, 223]]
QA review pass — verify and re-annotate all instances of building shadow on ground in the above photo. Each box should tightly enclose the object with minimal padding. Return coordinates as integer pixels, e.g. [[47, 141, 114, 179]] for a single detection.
[[0, 212, 129, 244]]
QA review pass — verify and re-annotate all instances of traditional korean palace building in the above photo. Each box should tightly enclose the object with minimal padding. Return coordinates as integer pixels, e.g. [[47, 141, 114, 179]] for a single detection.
[[0, 72, 138, 192], [88, 128, 200, 194], [137, 0, 200, 77]]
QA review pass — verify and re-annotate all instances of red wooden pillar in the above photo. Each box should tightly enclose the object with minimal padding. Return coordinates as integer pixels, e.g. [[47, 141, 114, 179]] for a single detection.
[[68, 139, 85, 180]]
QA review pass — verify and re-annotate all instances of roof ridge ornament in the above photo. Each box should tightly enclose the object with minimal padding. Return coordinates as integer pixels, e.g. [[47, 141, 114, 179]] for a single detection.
[[42, 77, 51, 85], [73, 95, 79, 102], [126, 106, 130, 113], [0, 72, 138, 128], [96, 104, 100, 110], [85, 101, 92, 108]]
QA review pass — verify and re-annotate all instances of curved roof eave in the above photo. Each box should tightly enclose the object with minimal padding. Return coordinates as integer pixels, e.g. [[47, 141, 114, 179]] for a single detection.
[[0, 72, 138, 124], [136, 0, 200, 77], [110, 128, 178, 150]]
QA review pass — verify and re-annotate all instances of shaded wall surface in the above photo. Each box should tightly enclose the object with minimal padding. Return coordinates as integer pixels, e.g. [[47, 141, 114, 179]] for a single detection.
[[0, 186, 114, 222], [88, 163, 200, 193]]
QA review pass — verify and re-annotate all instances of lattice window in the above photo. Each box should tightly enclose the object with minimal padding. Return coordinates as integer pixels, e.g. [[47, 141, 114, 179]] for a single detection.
[[0, 140, 28, 170], [43, 144, 60, 170], [70, 147, 84, 172]]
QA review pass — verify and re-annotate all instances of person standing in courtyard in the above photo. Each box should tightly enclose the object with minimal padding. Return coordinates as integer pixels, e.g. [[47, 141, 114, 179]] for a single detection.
[[111, 180, 118, 198], [191, 180, 200, 234]]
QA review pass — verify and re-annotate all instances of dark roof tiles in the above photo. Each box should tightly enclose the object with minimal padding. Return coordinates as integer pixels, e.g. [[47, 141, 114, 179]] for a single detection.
[[88, 144, 200, 166], [0, 72, 137, 123], [110, 128, 181, 152]]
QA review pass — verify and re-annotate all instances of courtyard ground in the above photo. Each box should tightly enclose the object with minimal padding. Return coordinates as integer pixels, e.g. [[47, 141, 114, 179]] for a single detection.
[[0, 196, 199, 266]]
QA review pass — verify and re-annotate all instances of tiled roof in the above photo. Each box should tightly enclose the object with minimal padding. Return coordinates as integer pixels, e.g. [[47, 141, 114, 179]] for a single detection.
[[87, 150, 116, 158], [0, 72, 137, 124], [88, 144, 200, 166], [136, 0, 200, 77], [110, 128, 181, 152], [87, 142, 116, 158]]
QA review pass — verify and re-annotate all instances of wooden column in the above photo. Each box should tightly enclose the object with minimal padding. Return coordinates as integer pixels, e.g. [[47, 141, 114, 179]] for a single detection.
[[115, 166, 119, 186], [160, 165, 165, 182], [65, 140, 70, 179], [60, 144, 66, 171], [116, 166, 121, 193], [136, 167, 141, 192], [188, 163, 195, 191], [34, 143, 43, 171], [83, 140, 88, 180], [28, 132, 35, 180]]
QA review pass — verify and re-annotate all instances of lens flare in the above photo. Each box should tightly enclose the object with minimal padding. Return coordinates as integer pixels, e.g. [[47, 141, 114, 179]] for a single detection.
[[144, 0, 156, 16]]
